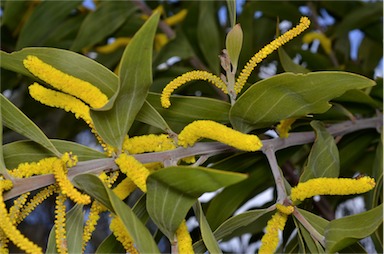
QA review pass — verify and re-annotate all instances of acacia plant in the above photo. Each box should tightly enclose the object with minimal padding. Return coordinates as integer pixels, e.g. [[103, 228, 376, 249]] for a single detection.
[[0, 1, 382, 253]]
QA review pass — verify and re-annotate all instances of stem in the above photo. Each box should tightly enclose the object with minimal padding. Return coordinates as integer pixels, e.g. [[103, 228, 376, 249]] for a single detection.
[[263, 146, 287, 202], [3, 115, 381, 201], [293, 208, 326, 247]]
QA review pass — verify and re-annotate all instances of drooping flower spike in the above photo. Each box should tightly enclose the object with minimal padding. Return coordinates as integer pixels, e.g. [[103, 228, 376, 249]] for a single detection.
[[23, 55, 108, 108]]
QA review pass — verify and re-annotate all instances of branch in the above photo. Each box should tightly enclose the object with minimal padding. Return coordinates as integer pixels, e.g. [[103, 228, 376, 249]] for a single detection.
[[3, 115, 382, 201]]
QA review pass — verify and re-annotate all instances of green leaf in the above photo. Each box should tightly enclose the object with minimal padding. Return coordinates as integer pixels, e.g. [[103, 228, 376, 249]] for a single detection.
[[146, 166, 247, 240], [300, 121, 340, 182], [15, 1, 82, 49], [230, 72, 376, 133], [226, 24, 243, 71], [0, 101, 9, 177], [1, 94, 61, 157], [1, 1, 28, 31], [197, 1, 221, 74], [71, 2, 136, 51], [278, 47, 310, 74], [146, 92, 230, 132], [73, 174, 160, 253], [45, 204, 84, 254], [91, 12, 160, 148], [226, 0, 236, 27], [0, 48, 118, 98], [334, 89, 382, 108], [95, 233, 125, 254], [193, 202, 222, 254], [136, 101, 171, 132], [325, 204, 383, 253], [3, 140, 107, 169]]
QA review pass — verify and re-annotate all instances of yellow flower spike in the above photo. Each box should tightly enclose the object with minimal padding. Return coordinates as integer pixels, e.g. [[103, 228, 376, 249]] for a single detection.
[[82, 201, 104, 252], [276, 118, 297, 138], [23, 55, 108, 108], [0, 180, 42, 254], [235, 16, 310, 94], [123, 134, 176, 154], [276, 204, 294, 215], [15, 185, 56, 225], [161, 70, 228, 108], [110, 216, 138, 254], [52, 159, 91, 205], [165, 9, 188, 26], [259, 211, 289, 254], [9, 193, 30, 225], [178, 120, 263, 151], [115, 154, 150, 193], [9, 156, 58, 178], [0, 229, 8, 254], [303, 31, 332, 55], [175, 220, 194, 254], [154, 33, 169, 52], [291, 176, 376, 203], [113, 177, 137, 200], [95, 37, 132, 54], [55, 193, 67, 254]]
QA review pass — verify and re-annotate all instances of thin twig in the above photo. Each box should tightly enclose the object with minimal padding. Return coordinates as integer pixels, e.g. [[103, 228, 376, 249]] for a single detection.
[[263, 146, 287, 202]]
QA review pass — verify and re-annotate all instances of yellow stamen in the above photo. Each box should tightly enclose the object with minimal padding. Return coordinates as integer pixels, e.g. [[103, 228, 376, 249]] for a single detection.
[[115, 154, 150, 193], [9, 156, 58, 178], [259, 211, 288, 254], [176, 220, 194, 254], [177, 120, 263, 151], [161, 70, 228, 108], [235, 17, 310, 94], [112, 177, 137, 200], [82, 201, 104, 252], [95, 37, 131, 54], [0, 180, 42, 254], [291, 176, 376, 203], [9, 193, 29, 225], [55, 193, 67, 254], [164, 9, 188, 26], [276, 204, 294, 215], [303, 32, 332, 55], [123, 134, 176, 154], [276, 118, 297, 138], [110, 216, 138, 254], [23, 55, 108, 108]]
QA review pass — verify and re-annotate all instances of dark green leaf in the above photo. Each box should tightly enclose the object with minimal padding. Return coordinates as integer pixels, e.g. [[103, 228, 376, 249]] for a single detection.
[[136, 101, 171, 132], [1, 94, 61, 156], [300, 121, 340, 182], [230, 72, 375, 133], [325, 204, 383, 253], [73, 174, 160, 253], [278, 47, 309, 74], [193, 202, 222, 254], [334, 89, 381, 108], [91, 12, 160, 148], [146, 166, 247, 240], [95, 233, 125, 254], [71, 2, 136, 51]]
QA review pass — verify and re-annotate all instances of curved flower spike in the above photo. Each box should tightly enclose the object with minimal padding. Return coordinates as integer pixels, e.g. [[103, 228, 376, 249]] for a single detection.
[[110, 216, 138, 254], [161, 70, 228, 108], [175, 220, 194, 254], [178, 120, 263, 151], [235, 17, 310, 94], [23, 55, 108, 108], [10, 155, 58, 178], [259, 211, 289, 254], [123, 134, 176, 154], [303, 32, 332, 55], [276, 118, 297, 138], [290, 176, 376, 203], [96, 37, 131, 54], [55, 193, 67, 254]]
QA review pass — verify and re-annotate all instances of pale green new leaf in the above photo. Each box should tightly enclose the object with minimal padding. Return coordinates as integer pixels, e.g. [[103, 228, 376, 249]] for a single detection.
[[71, 1, 136, 51], [91, 12, 160, 149], [230, 72, 376, 133], [193, 202, 222, 254], [146, 166, 247, 240], [325, 204, 383, 253], [300, 121, 340, 182], [278, 47, 309, 74], [73, 174, 160, 253], [1, 94, 60, 157], [46, 204, 84, 254], [226, 24, 243, 71]]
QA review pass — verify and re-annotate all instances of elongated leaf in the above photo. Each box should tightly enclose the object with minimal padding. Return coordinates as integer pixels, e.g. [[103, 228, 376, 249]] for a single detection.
[[16, 1, 82, 49], [136, 101, 171, 132], [71, 2, 135, 51], [45, 204, 84, 254], [278, 47, 309, 74], [3, 140, 106, 169], [300, 121, 340, 182], [230, 72, 376, 132], [334, 89, 382, 108], [226, 0, 236, 27], [95, 233, 125, 254], [0, 102, 8, 177], [91, 12, 160, 149], [325, 204, 383, 253], [193, 202, 222, 254], [197, 1, 220, 74], [1, 48, 118, 98], [297, 223, 325, 253], [146, 166, 247, 240], [226, 24, 243, 71], [146, 92, 230, 132], [73, 174, 160, 253], [1, 94, 60, 156]]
